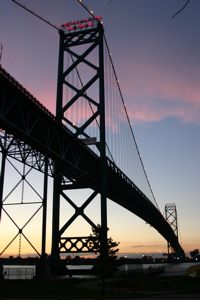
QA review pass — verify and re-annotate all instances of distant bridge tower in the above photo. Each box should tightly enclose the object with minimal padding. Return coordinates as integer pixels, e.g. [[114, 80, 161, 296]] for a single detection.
[[165, 203, 179, 256], [51, 21, 108, 260]]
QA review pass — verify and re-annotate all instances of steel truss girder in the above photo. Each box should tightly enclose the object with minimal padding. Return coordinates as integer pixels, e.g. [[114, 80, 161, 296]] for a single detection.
[[0, 131, 54, 176], [0, 144, 47, 257], [0, 66, 97, 184]]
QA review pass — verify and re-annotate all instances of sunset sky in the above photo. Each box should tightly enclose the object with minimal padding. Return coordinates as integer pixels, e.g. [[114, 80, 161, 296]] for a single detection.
[[0, 0, 200, 258]]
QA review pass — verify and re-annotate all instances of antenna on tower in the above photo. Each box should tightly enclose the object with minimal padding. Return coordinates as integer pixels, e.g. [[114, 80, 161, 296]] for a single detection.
[[12, 0, 59, 30]]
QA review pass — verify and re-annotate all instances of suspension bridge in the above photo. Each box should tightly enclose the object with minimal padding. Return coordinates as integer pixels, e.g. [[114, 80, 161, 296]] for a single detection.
[[0, 15, 184, 268]]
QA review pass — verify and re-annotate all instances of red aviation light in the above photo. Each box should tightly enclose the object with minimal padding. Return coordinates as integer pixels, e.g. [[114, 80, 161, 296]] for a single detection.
[[60, 16, 102, 31]]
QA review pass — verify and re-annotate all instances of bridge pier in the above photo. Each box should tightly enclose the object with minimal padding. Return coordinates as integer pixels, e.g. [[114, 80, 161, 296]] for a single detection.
[[0, 130, 51, 259]]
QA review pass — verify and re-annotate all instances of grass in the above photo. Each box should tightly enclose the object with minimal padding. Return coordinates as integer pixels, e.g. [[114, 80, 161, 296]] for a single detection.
[[0, 275, 200, 299]]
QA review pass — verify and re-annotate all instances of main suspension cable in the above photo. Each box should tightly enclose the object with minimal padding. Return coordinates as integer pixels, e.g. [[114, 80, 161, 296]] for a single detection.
[[12, 0, 59, 30]]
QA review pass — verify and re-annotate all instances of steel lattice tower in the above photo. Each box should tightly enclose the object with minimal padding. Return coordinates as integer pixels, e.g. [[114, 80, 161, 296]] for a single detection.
[[51, 22, 108, 261], [165, 203, 179, 255]]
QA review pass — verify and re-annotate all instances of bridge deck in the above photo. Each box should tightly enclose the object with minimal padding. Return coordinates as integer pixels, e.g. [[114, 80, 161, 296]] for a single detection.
[[0, 66, 184, 256]]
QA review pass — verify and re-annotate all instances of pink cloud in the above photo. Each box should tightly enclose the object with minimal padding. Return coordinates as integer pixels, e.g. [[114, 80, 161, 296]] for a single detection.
[[118, 58, 200, 124], [5, 51, 200, 126]]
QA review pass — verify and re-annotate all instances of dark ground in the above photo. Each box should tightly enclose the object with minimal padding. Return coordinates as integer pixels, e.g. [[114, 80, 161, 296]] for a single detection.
[[0, 275, 200, 299]]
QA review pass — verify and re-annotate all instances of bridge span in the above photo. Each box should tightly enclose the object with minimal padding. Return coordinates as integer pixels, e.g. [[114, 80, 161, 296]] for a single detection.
[[0, 66, 184, 257]]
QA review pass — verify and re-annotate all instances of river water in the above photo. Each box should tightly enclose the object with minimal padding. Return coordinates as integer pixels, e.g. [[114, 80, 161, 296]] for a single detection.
[[141, 262, 197, 276]]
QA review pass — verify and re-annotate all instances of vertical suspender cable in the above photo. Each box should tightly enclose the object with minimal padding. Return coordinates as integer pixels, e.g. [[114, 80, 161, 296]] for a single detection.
[[103, 35, 160, 211]]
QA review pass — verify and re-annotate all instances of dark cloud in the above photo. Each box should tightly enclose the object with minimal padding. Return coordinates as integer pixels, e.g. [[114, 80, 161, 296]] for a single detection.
[[132, 244, 161, 248]]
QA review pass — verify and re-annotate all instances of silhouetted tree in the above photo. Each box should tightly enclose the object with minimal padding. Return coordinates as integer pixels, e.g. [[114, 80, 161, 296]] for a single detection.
[[88, 224, 120, 276], [190, 249, 199, 258], [88, 224, 119, 259]]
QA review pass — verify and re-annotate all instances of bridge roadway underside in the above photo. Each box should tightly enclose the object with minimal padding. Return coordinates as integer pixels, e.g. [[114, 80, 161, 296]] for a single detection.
[[0, 67, 184, 256]]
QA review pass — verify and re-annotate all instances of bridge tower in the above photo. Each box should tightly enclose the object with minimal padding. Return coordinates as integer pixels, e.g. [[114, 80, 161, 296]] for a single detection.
[[165, 203, 179, 256], [51, 21, 108, 261]]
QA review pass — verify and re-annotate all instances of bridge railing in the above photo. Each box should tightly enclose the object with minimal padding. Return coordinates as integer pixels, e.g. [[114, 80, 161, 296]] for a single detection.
[[0, 66, 55, 121], [0, 65, 89, 145], [106, 157, 154, 206]]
